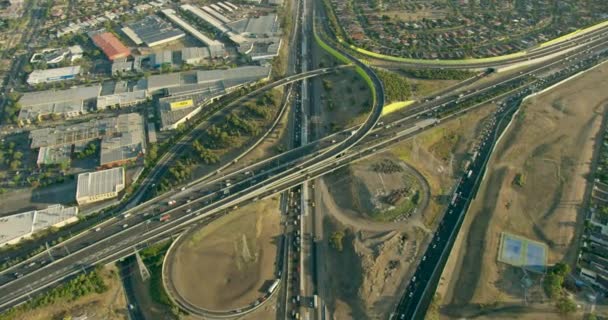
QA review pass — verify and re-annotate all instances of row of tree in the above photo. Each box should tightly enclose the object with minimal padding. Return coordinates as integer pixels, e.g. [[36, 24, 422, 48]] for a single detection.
[[374, 68, 412, 103], [0, 267, 108, 320], [400, 68, 477, 80]]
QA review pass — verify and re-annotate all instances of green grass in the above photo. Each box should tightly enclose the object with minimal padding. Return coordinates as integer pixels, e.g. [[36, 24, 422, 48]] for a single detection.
[[140, 241, 175, 308], [370, 195, 418, 222]]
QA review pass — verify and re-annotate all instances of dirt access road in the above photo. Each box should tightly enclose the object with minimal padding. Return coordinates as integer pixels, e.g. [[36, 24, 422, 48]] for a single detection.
[[438, 62, 608, 319]]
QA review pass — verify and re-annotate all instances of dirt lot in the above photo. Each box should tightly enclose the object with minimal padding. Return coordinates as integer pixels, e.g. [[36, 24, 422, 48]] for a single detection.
[[169, 197, 282, 311], [437, 63, 608, 319], [323, 156, 429, 223], [316, 155, 430, 319], [10, 265, 127, 320]]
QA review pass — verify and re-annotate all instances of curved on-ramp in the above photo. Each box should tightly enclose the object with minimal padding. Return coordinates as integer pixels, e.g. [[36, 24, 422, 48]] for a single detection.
[[161, 226, 281, 319], [161, 7, 387, 320]]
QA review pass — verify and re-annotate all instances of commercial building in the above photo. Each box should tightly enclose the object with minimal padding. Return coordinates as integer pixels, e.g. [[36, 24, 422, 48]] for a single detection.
[[30, 45, 83, 65], [0, 204, 79, 246], [161, 9, 225, 57], [27, 66, 81, 85], [122, 15, 185, 47], [76, 167, 126, 205], [89, 30, 131, 61], [18, 85, 101, 125]]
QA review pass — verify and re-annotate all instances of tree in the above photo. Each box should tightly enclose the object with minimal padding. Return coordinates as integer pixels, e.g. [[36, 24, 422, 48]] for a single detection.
[[9, 160, 20, 170], [330, 231, 345, 251], [556, 296, 576, 314]]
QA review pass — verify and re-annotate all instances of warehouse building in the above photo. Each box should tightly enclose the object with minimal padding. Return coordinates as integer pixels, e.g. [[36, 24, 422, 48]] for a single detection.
[[148, 65, 270, 95], [159, 94, 207, 131], [181, 47, 209, 64], [18, 85, 101, 125], [180, 4, 249, 48], [97, 81, 148, 110], [152, 50, 173, 67], [0, 204, 79, 246], [27, 66, 81, 85], [161, 9, 225, 57], [76, 167, 126, 205], [100, 130, 145, 168], [89, 30, 131, 61], [157, 65, 270, 130], [29, 113, 144, 149], [122, 15, 185, 47]]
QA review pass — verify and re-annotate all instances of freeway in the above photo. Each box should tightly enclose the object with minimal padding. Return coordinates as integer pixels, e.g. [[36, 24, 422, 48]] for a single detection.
[[391, 42, 608, 320], [0, 3, 386, 310], [0, 65, 344, 270], [2, 10, 608, 317]]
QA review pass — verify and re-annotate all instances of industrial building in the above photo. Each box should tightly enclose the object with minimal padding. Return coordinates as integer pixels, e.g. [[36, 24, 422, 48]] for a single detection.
[[97, 81, 148, 110], [180, 4, 249, 49], [100, 130, 145, 168], [27, 66, 81, 85], [181, 47, 209, 64], [89, 30, 131, 61], [76, 167, 126, 205], [147, 65, 270, 95], [122, 15, 185, 47], [159, 92, 213, 131], [29, 113, 144, 149], [156, 65, 271, 130], [152, 50, 173, 67], [0, 204, 79, 246], [36, 145, 71, 167], [17, 85, 101, 125], [111, 60, 133, 75], [227, 13, 283, 60], [161, 9, 225, 57]]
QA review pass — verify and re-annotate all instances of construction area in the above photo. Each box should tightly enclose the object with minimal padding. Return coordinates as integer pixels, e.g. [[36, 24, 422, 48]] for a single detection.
[[436, 63, 608, 319], [167, 197, 281, 311]]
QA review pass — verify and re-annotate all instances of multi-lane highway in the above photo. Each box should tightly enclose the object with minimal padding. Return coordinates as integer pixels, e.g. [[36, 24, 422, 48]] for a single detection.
[[2, 1, 608, 318], [2, 30, 608, 316], [390, 41, 608, 320]]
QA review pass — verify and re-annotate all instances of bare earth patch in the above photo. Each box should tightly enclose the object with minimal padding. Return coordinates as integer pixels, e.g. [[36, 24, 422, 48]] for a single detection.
[[438, 63, 608, 319], [169, 197, 281, 311]]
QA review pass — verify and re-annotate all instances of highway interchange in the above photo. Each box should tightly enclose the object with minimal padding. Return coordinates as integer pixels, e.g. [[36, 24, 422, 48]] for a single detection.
[[2, 0, 608, 318]]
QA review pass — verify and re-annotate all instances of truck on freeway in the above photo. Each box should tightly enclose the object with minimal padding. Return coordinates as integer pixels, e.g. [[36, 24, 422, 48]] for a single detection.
[[159, 214, 171, 222], [168, 200, 177, 206], [267, 279, 280, 294]]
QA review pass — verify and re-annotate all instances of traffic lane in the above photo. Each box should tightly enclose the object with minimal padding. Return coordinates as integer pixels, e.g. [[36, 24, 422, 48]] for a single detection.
[[394, 127, 498, 319], [0, 91, 511, 310], [2, 35, 580, 308]]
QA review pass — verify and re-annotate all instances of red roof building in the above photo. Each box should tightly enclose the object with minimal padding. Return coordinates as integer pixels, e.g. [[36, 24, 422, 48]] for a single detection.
[[90, 32, 131, 61]]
